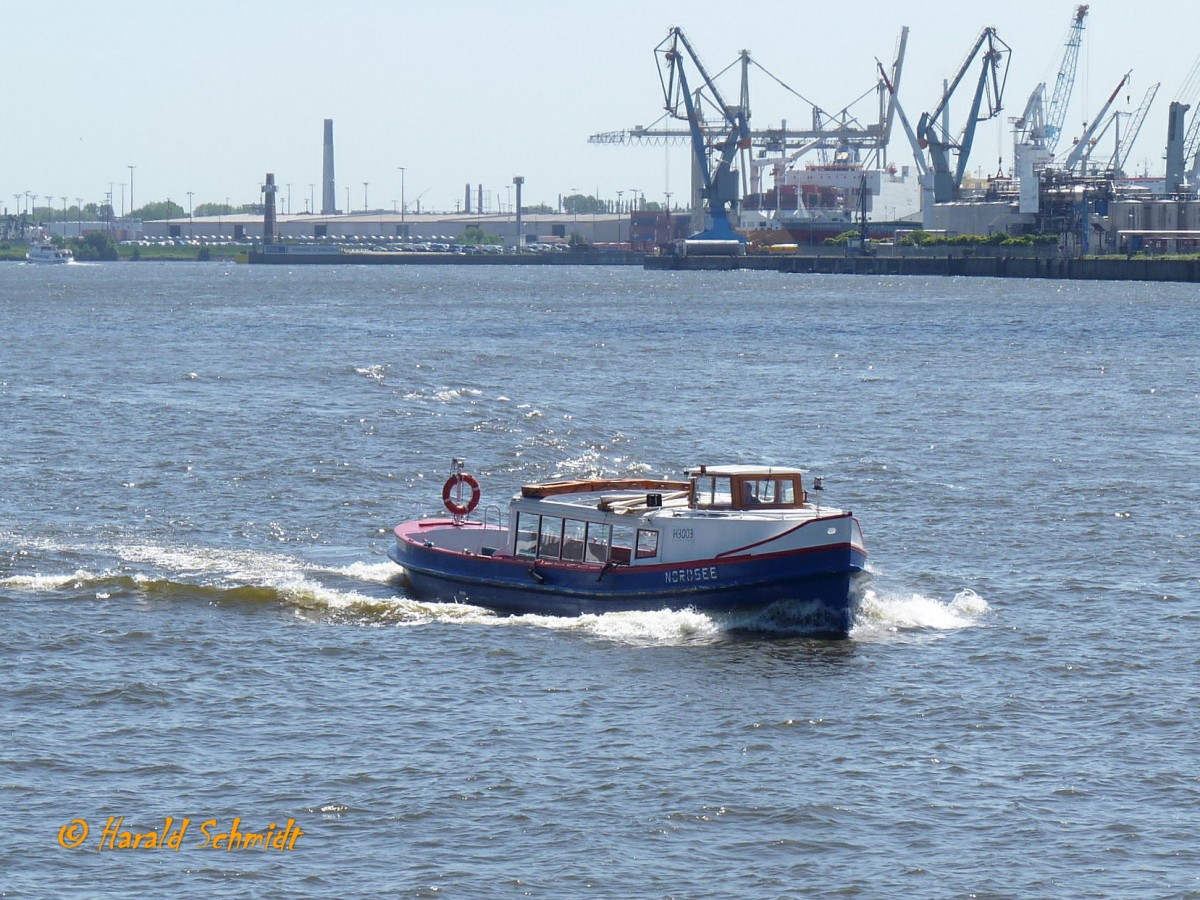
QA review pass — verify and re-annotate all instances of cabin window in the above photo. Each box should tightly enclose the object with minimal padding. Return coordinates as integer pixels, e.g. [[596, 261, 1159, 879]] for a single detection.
[[741, 477, 800, 507], [635, 529, 659, 559], [537, 516, 563, 559], [584, 522, 611, 564], [693, 475, 733, 508], [561, 519, 587, 562], [610, 525, 637, 565], [515, 512, 539, 559]]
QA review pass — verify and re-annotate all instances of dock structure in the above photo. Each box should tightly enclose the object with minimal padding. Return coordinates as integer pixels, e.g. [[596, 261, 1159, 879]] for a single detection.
[[646, 251, 1200, 283]]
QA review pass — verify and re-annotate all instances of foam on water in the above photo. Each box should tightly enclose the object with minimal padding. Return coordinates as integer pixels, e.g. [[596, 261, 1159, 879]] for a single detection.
[[3, 526, 989, 644], [509, 607, 725, 646], [1, 570, 100, 593], [851, 587, 991, 639]]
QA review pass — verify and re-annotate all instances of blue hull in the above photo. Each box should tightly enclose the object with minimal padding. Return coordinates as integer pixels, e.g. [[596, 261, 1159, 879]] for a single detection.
[[388, 537, 868, 638]]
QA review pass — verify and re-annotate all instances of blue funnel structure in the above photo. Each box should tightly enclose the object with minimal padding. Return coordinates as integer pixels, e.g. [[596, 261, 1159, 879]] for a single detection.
[[655, 28, 749, 243]]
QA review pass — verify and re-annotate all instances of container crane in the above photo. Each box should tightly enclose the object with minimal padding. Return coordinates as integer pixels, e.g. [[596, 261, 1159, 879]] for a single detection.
[[654, 26, 751, 242], [916, 27, 1012, 203]]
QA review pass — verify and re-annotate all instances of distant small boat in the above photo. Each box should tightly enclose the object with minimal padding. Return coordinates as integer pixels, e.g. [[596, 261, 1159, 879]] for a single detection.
[[26, 242, 74, 264], [388, 459, 869, 637]]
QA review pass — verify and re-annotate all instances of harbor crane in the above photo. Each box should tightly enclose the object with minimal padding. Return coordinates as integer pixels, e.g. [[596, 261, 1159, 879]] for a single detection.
[[916, 27, 1012, 203], [877, 53, 927, 180], [1061, 79, 1156, 175], [1013, 3, 1087, 199], [1166, 53, 1200, 189], [1106, 82, 1159, 175], [589, 29, 909, 226], [1062, 71, 1131, 172], [1014, 5, 1089, 157], [654, 26, 751, 242]]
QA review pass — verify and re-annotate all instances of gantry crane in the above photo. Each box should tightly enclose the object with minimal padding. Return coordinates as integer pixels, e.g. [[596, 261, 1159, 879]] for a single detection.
[[589, 28, 909, 228], [916, 27, 1012, 203]]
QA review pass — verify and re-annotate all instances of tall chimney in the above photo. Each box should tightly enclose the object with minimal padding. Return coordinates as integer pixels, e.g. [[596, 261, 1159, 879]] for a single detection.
[[464, 183, 471, 214], [321, 119, 336, 214], [513, 176, 524, 248], [262, 173, 277, 244]]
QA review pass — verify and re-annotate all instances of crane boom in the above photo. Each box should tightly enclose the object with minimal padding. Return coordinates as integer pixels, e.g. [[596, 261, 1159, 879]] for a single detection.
[[1045, 4, 1089, 153], [877, 60, 927, 177], [654, 27, 751, 242], [1183, 89, 1200, 181], [916, 27, 1012, 203], [1110, 83, 1159, 175], [1063, 71, 1131, 171]]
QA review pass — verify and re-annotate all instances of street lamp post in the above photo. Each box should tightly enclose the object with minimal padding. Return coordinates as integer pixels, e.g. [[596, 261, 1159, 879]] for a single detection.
[[398, 167, 405, 234], [128, 165, 135, 217], [187, 191, 194, 237]]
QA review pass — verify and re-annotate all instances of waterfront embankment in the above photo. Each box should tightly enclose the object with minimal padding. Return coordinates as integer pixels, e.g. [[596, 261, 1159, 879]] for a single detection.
[[646, 252, 1200, 282]]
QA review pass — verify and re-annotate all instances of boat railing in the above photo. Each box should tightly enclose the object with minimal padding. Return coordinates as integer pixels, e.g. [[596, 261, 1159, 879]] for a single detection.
[[598, 489, 691, 513], [480, 504, 505, 531]]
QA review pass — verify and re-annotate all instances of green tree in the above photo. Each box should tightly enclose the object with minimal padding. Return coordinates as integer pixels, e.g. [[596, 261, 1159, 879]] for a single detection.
[[134, 200, 185, 220], [70, 232, 118, 261], [194, 202, 235, 217], [459, 225, 502, 245], [563, 193, 606, 215]]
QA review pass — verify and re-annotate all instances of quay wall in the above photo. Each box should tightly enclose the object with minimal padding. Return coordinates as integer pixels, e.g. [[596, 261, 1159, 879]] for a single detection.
[[248, 249, 643, 266], [645, 254, 1200, 282]]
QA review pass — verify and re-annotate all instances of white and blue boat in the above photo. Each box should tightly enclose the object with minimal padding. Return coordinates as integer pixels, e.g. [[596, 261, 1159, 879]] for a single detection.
[[388, 460, 869, 637], [25, 242, 74, 264]]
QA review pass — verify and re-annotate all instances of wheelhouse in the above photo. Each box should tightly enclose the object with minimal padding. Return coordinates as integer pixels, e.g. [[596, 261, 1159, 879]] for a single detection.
[[687, 465, 807, 511]]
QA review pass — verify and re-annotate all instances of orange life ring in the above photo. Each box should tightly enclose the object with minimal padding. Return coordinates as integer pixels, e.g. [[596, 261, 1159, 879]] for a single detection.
[[442, 472, 481, 516]]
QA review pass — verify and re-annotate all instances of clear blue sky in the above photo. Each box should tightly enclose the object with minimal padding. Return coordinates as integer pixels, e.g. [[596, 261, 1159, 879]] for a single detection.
[[3, 0, 1193, 215]]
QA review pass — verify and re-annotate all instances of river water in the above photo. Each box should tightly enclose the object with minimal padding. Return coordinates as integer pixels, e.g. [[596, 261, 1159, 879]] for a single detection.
[[2, 261, 1198, 897]]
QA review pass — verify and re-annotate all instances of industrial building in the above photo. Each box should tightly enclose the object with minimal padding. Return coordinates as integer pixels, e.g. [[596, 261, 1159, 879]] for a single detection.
[[136, 210, 632, 247]]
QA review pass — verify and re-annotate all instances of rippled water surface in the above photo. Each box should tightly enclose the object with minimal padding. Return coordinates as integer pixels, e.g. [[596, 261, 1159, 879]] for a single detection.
[[3, 262, 1199, 897]]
